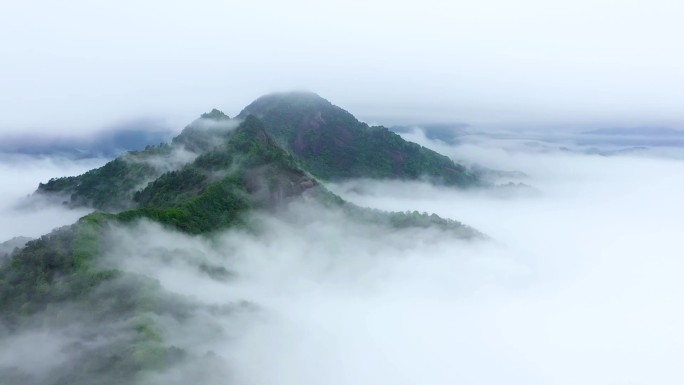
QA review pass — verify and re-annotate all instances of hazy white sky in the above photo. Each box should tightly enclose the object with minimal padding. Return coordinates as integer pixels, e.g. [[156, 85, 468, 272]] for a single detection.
[[2, 0, 683, 133]]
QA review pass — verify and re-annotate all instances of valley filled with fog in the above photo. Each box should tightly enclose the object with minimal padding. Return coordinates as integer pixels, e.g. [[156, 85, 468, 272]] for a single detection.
[[2, 128, 683, 384]]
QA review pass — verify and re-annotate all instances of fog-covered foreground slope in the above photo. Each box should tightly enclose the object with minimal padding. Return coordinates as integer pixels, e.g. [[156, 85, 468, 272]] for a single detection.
[[0, 203, 477, 385]]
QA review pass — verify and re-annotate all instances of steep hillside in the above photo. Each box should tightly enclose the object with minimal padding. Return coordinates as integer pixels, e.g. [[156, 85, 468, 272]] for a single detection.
[[36, 110, 235, 211], [120, 115, 321, 234]]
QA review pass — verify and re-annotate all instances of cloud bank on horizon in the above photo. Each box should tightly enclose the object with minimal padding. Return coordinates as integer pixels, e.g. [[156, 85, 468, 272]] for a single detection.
[[2, 0, 684, 133]]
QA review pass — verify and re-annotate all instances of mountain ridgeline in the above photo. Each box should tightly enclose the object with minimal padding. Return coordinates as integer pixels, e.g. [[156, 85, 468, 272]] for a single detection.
[[33, 94, 481, 234], [37, 92, 478, 212], [1, 93, 482, 384]]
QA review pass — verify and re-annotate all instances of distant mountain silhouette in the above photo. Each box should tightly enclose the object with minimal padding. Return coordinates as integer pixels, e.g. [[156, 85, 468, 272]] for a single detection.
[[582, 127, 684, 136], [0, 121, 173, 158]]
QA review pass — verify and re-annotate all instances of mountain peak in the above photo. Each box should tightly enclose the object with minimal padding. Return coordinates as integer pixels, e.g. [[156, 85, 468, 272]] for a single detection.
[[237, 91, 333, 119], [235, 92, 476, 186], [200, 108, 230, 120]]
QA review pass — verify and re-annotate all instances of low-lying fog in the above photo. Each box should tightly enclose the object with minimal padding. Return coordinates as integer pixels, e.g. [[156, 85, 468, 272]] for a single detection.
[[2, 131, 683, 384], [0, 154, 105, 242]]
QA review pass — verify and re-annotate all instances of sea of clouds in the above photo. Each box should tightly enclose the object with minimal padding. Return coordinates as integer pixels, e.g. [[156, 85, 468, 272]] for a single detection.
[[1, 129, 683, 384]]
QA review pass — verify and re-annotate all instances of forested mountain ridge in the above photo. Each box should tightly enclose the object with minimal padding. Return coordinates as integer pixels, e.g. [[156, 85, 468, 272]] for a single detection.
[[35, 109, 236, 211], [31, 107, 483, 237], [32, 105, 480, 236], [37, 93, 478, 213]]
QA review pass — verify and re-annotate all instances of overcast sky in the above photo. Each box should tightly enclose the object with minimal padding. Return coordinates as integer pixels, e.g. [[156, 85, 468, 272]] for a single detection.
[[2, 0, 683, 134]]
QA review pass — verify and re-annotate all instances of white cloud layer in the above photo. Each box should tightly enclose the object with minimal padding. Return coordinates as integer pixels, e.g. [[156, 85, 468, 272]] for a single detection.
[[2, 133, 684, 384]]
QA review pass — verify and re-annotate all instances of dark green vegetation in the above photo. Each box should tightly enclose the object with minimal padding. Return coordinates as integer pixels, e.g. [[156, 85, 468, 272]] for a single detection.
[[38, 153, 162, 211], [2, 93, 482, 383], [37, 109, 235, 212], [122, 115, 319, 234], [238, 92, 477, 186]]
